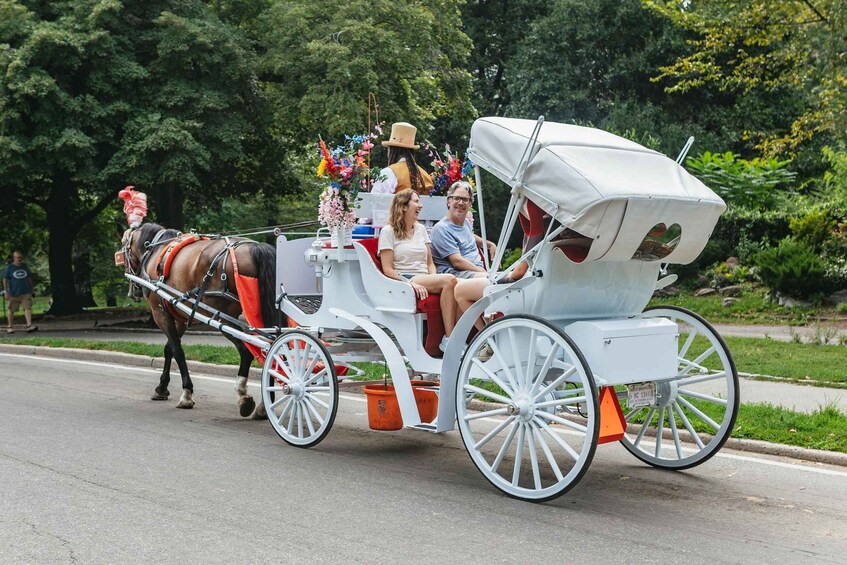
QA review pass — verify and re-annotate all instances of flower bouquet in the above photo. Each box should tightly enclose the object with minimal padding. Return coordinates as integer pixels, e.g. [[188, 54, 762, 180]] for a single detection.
[[316, 131, 382, 246], [422, 143, 474, 196]]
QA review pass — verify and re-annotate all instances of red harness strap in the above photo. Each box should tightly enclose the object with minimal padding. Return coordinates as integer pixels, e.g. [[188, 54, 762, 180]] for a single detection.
[[155, 234, 207, 280]]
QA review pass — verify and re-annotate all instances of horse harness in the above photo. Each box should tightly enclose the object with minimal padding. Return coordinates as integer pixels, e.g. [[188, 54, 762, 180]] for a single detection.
[[125, 229, 251, 327]]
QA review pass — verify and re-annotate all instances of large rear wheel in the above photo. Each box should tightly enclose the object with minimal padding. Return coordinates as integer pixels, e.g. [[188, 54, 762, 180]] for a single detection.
[[456, 315, 599, 502], [621, 306, 739, 469]]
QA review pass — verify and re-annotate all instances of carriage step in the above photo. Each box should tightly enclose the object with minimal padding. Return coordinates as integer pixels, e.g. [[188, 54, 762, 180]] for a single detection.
[[408, 423, 438, 433]]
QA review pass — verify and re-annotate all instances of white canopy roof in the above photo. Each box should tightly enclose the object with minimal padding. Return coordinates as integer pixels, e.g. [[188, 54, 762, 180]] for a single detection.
[[467, 117, 726, 264]]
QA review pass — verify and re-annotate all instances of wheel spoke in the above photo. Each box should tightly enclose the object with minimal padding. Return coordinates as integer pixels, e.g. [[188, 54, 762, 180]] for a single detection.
[[507, 327, 526, 389], [473, 415, 516, 450], [625, 405, 646, 422], [680, 345, 716, 376], [471, 358, 515, 398], [511, 424, 526, 486], [533, 366, 577, 403], [490, 419, 520, 474], [534, 410, 588, 434], [303, 401, 317, 436], [654, 407, 665, 458], [677, 396, 720, 431], [278, 398, 294, 428], [535, 395, 586, 409], [676, 372, 726, 386], [679, 389, 727, 405], [529, 344, 562, 397], [530, 422, 564, 481], [302, 350, 320, 380], [464, 407, 509, 421], [464, 383, 512, 405], [632, 407, 656, 450], [525, 423, 542, 490], [305, 393, 329, 410], [668, 407, 684, 460], [674, 402, 705, 449], [533, 416, 580, 461], [269, 393, 290, 411], [302, 367, 328, 387], [303, 396, 326, 427], [269, 367, 290, 385], [525, 328, 539, 390], [489, 338, 520, 393], [679, 329, 698, 359]]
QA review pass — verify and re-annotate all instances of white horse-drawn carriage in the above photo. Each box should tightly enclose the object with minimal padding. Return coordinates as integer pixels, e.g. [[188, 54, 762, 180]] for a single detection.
[[130, 117, 739, 501]]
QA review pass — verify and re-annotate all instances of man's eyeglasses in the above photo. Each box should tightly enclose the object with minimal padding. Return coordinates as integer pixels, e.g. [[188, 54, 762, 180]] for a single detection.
[[449, 196, 471, 204]]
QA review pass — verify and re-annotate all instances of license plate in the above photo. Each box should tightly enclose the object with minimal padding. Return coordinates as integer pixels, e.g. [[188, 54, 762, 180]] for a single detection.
[[114, 251, 125, 266], [627, 383, 656, 408]]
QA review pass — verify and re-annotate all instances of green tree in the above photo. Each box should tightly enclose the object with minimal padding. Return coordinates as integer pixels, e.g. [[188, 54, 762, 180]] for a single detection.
[[504, 0, 802, 157], [460, 0, 551, 117], [0, 0, 285, 314], [258, 0, 475, 146], [645, 0, 847, 155]]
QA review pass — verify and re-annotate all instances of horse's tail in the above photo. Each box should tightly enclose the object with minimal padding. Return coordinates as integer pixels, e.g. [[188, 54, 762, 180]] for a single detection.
[[251, 242, 285, 328]]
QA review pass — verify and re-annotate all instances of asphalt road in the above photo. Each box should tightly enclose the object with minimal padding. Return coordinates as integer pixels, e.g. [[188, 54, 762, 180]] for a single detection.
[[2, 353, 846, 563]]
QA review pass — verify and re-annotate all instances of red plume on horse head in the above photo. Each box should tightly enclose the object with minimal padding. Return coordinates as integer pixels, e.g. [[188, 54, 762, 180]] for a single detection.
[[118, 185, 148, 229]]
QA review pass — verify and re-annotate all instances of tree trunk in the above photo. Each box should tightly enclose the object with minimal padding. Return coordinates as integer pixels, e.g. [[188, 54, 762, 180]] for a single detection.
[[155, 184, 184, 229], [45, 184, 83, 315]]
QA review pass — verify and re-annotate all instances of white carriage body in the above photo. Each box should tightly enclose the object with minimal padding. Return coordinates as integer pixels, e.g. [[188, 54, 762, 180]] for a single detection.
[[273, 116, 728, 432]]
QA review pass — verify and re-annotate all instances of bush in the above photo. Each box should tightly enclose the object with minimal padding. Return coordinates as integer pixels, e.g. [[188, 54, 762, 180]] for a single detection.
[[790, 209, 838, 250], [754, 240, 830, 300], [686, 151, 796, 210]]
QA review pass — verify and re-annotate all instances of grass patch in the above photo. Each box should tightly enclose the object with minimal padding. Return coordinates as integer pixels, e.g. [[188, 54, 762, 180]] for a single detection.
[[717, 335, 846, 384], [648, 287, 831, 325], [733, 403, 847, 453], [6, 337, 242, 365]]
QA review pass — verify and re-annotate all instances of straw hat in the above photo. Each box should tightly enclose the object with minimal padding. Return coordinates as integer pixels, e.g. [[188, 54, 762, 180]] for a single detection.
[[382, 122, 420, 149]]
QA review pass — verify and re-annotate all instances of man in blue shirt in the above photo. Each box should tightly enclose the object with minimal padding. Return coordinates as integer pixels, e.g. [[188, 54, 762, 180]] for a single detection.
[[4, 251, 36, 333], [430, 182, 496, 278]]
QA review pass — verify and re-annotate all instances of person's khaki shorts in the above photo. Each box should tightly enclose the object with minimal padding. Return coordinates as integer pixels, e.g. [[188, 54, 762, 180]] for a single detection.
[[7, 293, 32, 312]]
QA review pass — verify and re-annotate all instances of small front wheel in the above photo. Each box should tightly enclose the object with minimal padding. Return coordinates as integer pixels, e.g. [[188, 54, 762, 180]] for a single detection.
[[261, 331, 338, 448], [456, 315, 599, 502]]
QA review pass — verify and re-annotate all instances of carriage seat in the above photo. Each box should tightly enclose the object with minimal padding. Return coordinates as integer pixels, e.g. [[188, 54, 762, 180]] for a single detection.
[[354, 238, 445, 357]]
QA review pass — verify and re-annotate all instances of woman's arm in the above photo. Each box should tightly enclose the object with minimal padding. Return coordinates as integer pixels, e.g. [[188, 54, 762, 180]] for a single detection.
[[379, 249, 406, 282]]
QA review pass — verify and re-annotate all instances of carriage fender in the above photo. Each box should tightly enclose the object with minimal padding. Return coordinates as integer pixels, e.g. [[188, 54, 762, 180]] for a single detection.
[[328, 307, 422, 427], [437, 276, 537, 433]]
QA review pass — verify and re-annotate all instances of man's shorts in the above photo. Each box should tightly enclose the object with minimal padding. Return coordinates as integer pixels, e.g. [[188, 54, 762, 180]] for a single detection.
[[440, 268, 485, 279], [7, 293, 32, 311]]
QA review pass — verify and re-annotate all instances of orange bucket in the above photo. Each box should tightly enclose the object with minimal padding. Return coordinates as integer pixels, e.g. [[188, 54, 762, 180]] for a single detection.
[[363, 384, 403, 430], [363, 381, 440, 430], [411, 380, 438, 423]]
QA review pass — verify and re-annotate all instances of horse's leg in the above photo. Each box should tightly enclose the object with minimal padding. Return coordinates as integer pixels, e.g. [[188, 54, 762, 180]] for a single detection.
[[151, 341, 173, 400], [165, 319, 194, 409], [225, 335, 258, 417]]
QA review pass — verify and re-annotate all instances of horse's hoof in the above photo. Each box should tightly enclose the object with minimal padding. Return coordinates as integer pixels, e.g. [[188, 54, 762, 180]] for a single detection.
[[176, 400, 195, 409], [252, 406, 268, 420], [239, 396, 256, 418], [151, 393, 169, 401]]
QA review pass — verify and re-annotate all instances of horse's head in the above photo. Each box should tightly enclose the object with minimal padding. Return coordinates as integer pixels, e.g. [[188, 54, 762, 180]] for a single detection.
[[119, 223, 167, 301]]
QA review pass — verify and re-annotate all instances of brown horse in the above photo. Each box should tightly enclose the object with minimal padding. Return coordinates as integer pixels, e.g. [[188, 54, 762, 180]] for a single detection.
[[120, 222, 281, 417]]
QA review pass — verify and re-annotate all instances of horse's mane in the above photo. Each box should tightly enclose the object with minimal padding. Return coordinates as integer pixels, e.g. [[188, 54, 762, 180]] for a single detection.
[[136, 223, 180, 249]]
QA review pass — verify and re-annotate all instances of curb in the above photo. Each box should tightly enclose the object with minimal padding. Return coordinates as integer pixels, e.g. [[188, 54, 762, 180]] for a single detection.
[[3, 343, 847, 468]]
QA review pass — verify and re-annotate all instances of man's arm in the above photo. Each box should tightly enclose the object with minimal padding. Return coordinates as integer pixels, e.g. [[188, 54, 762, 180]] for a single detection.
[[447, 252, 485, 272], [473, 234, 496, 261]]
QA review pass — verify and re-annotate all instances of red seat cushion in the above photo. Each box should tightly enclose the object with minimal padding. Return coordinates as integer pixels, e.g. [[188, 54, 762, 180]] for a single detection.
[[358, 237, 444, 357]]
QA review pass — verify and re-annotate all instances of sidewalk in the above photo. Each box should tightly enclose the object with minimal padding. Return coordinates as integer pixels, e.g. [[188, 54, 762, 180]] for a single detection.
[[4, 313, 846, 414]]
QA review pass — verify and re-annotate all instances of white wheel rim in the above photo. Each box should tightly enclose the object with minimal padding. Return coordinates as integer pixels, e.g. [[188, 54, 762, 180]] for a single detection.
[[622, 307, 739, 468], [261, 331, 337, 447], [456, 316, 597, 501]]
